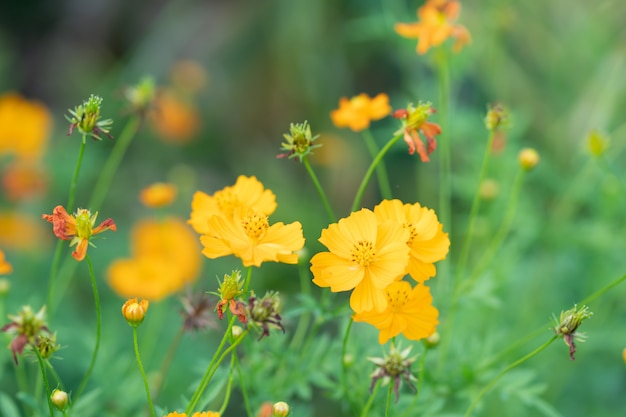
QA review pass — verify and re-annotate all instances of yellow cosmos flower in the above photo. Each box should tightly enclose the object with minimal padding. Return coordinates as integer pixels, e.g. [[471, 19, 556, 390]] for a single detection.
[[374, 199, 449, 283], [395, 0, 471, 55], [0, 211, 49, 252], [353, 281, 438, 344], [310, 208, 410, 313], [0, 92, 52, 162], [330, 93, 392, 132], [189, 175, 277, 235], [0, 249, 11, 275], [139, 182, 177, 208], [200, 208, 304, 267], [108, 217, 201, 300]]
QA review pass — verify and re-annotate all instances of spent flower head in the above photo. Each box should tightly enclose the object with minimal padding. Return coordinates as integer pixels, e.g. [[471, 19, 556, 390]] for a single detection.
[[124, 76, 156, 115], [66, 94, 113, 140], [1, 305, 50, 364], [246, 291, 284, 340], [393, 102, 441, 162], [484, 103, 511, 132], [368, 343, 418, 401], [42, 205, 116, 261], [214, 270, 246, 321], [278, 121, 321, 161], [180, 291, 217, 332], [552, 304, 593, 360]]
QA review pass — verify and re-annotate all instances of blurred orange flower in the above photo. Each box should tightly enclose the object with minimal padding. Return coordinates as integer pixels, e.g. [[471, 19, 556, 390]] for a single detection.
[[0, 92, 52, 162], [330, 93, 391, 131], [393, 102, 441, 162], [189, 175, 277, 235], [395, 0, 471, 55], [353, 281, 438, 344], [0, 212, 49, 252], [139, 182, 177, 208], [42, 206, 116, 261], [2, 162, 48, 201], [150, 90, 201, 144], [0, 249, 11, 275], [108, 217, 201, 301]]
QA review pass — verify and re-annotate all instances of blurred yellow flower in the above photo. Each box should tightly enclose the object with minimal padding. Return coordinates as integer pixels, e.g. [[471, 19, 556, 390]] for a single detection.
[[150, 90, 200, 144], [139, 182, 177, 208], [374, 199, 449, 283], [163, 412, 220, 417], [0, 92, 52, 162], [2, 162, 48, 201], [189, 175, 277, 235], [395, 0, 471, 55], [0, 211, 49, 252], [108, 217, 201, 301], [330, 93, 391, 132], [353, 280, 438, 344], [586, 130, 609, 157], [42, 206, 116, 262], [0, 249, 11, 275], [200, 208, 304, 267], [170, 60, 209, 95], [310, 208, 410, 313]]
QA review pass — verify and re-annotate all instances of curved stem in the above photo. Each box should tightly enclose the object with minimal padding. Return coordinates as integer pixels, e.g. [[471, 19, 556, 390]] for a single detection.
[[218, 352, 237, 415], [234, 353, 254, 417], [464, 336, 557, 417], [88, 116, 141, 211], [362, 129, 392, 199], [72, 255, 101, 406], [352, 134, 403, 212], [34, 349, 55, 417], [303, 157, 336, 223], [359, 379, 381, 417], [133, 327, 156, 417]]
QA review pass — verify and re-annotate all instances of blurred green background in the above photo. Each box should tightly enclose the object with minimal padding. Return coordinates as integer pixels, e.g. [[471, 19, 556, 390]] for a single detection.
[[1, 0, 626, 416]]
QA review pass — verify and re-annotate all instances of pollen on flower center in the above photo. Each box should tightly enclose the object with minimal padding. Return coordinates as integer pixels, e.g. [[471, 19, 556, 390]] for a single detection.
[[351, 240, 376, 266], [242, 212, 269, 240], [403, 222, 418, 245], [386, 286, 410, 310], [214, 189, 240, 216]]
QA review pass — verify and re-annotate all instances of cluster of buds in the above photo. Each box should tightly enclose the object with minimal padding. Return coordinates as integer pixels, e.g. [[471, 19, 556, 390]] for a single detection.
[[368, 343, 418, 401], [1, 305, 58, 364], [215, 270, 246, 322], [66, 94, 113, 140], [278, 121, 321, 162], [552, 304, 593, 360]]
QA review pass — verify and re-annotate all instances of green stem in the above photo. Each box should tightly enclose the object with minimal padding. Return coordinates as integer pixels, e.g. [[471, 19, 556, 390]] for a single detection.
[[71, 255, 101, 406], [289, 259, 313, 351], [384, 377, 394, 417], [341, 318, 354, 401], [34, 349, 55, 417], [67, 135, 87, 212], [14, 360, 29, 417], [243, 266, 253, 293], [579, 272, 626, 305], [464, 336, 557, 417], [352, 134, 403, 212], [303, 157, 336, 223], [153, 327, 185, 401], [362, 129, 392, 199], [133, 327, 156, 417], [88, 116, 141, 210], [218, 351, 237, 415], [359, 379, 381, 417], [234, 353, 254, 417]]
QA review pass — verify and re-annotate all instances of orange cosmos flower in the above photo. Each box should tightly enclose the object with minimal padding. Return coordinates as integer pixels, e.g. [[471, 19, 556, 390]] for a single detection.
[[393, 102, 441, 162], [0, 211, 49, 252], [0, 92, 52, 162], [0, 249, 11, 275], [139, 182, 177, 208], [330, 93, 392, 131], [2, 162, 48, 201], [108, 217, 201, 301], [189, 175, 277, 235], [374, 199, 449, 282], [395, 0, 471, 55], [353, 280, 438, 344], [310, 208, 410, 313], [42, 206, 116, 261], [150, 90, 201, 144], [200, 208, 304, 267]]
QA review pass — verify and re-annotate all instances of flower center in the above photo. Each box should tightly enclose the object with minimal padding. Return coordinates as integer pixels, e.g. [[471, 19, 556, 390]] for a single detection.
[[351, 240, 376, 267], [214, 189, 240, 217], [386, 286, 410, 311], [403, 222, 418, 245], [241, 212, 269, 240]]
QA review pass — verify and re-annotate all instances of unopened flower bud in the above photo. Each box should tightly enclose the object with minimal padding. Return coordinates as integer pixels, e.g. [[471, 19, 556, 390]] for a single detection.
[[272, 401, 290, 417], [122, 298, 149, 327], [518, 148, 539, 171], [424, 331, 440, 348], [51, 389, 69, 411], [232, 325, 244, 339]]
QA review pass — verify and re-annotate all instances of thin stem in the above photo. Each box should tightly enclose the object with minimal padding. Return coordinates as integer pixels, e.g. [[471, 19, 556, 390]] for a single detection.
[[289, 260, 313, 351], [384, 378, 394, 417], [34, 349, 55, 417], [359, 379, 381, 417], [67, 135, 87, 212], [362, 129, 392, 199], [341, 318, 354, 401], [352, 134, 403, 212], [72, 255, 101, 406], [234, 353, 254, 417], [88, 116, 141, 210], [14, 360, 29, 417], [464, 336, 557, 417], [303, 157, 336, 223], [243, 266, 253, 293], [133, 327, 157, 417], [435, 47, 451, 267], [218, 351, 237, 415], [153, 327, 185, 401], [579, 272, 626, 305]]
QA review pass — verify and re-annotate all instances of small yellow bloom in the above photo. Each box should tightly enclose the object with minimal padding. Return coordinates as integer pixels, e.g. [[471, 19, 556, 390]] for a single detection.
[[200, 208, 304, 267], [395, 0, 470, 55], [121, 298, 149, 327], [140, 182, 178, 208], [310, 208, 410, 313], [518, 148, 540, 171], [189, 175, 277, 235], [42, 206, 116, 261], [330, 93, 391, 132], [0, 211, 48, 252], [353, 281, 438, 344], [0, 249, 11, 275], [373, 199, 449, 283]]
